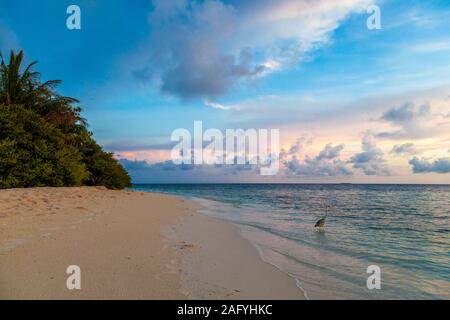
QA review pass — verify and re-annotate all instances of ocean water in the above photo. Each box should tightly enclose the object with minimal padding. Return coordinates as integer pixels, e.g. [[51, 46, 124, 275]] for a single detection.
[[132, 184, 450, 300]]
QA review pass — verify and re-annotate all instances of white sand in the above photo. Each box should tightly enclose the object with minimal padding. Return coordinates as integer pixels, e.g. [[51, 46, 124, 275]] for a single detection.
[[0, 187, 302, 299]]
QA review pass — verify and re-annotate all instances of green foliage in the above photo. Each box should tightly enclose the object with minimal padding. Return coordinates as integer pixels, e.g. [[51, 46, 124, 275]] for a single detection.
[[0, 105, 88, 188], [75, 126, 131, 189], [0, 50, 131, 189]]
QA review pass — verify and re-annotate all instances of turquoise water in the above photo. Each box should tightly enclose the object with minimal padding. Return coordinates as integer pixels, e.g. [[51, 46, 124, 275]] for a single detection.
[[132, 184, 450, 300]]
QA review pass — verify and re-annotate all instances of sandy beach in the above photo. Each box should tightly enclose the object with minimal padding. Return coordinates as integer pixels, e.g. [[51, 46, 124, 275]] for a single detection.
[[0, 187, 302, 300]]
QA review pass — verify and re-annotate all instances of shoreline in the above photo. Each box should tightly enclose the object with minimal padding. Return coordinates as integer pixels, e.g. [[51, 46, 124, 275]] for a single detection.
[[0, 187, 302, 299], [165, 203, 304, 299]]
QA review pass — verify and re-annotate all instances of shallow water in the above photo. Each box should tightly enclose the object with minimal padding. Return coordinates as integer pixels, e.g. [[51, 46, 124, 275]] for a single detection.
[[133, 184, 450, 300]]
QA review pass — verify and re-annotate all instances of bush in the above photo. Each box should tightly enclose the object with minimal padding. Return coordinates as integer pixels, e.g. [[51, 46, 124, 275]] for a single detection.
[[76, 127, 131, 189], [0, 104, 88, 188]]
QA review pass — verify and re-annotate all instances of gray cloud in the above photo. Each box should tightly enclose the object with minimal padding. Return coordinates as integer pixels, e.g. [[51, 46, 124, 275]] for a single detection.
[[119, 158, 199, 183], [105, 141, 176, 152], [119, 159, 151, 170], [409, 157, 450, 174], [279, 135, 313, 160], [349, 135, 391, 176], [120, 158, 194, 172], [283, 142, 352, 177], [158, 47, 266, 99], [391, 143, 417, 155], [132, 0, 370, 100], [381, 103, 416, 123], [285, 156, 352, 177], [119, 140, 352, 182], [134, 0, 267, 100], [119, 157, 268, 183], [317, 143, 345, 160], [377, 103, 432, 139]]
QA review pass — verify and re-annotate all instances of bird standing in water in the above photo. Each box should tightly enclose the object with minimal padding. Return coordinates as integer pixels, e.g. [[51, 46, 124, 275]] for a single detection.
[[315, 205, 330, 232]]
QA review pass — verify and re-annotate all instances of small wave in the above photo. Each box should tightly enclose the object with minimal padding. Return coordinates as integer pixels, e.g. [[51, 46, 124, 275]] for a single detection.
[[295, 279, 310, 300], [250, 242, 311, 300]]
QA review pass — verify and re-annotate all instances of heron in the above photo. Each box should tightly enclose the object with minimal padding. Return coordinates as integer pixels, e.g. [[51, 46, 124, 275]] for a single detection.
[[314, 205, 330, 232]]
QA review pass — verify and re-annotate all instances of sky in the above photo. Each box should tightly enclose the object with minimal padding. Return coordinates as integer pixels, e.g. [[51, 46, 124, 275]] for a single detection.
[[1, 0, 450, 183]]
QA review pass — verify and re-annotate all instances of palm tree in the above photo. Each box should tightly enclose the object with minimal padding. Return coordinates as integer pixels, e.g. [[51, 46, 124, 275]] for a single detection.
[[0, 50, 85, 130]]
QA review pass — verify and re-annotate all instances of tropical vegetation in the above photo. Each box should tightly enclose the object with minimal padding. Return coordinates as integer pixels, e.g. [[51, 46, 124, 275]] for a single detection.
[[0, 50, 131, 189]]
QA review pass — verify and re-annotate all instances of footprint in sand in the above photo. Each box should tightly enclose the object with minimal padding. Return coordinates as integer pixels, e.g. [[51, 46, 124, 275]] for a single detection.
[[175, 242, 196, 250]]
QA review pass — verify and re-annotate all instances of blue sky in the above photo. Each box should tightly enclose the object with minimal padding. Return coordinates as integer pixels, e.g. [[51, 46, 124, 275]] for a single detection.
[[1, 0, 450, 183]]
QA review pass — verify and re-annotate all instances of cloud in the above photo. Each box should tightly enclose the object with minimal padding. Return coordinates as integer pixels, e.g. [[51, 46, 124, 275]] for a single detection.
[[120, 158, 194, 172], [317, 143, 345, 160], [203, 100, 240, 110], [391, 143, 417, 155], [283, 142, 352, 177], [377, 103, 433, 139], [410, 39, 450, 54], [119, 156, 269, 183], [137, 0, 266, 99], [105, 141, 176, 152], [349, 134, 391, 176], [133, 0, 372, 100], [380, 103, 418, 123], [120, 139, 353, 181], [119, 158, 151, 170], [409, 157, 450, 174], [280, 135, 313, 158], [285, 156, 352, 177]]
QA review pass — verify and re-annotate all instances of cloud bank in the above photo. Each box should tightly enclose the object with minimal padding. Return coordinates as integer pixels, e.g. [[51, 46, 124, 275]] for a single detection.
[[409, 157, 450, 174]]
